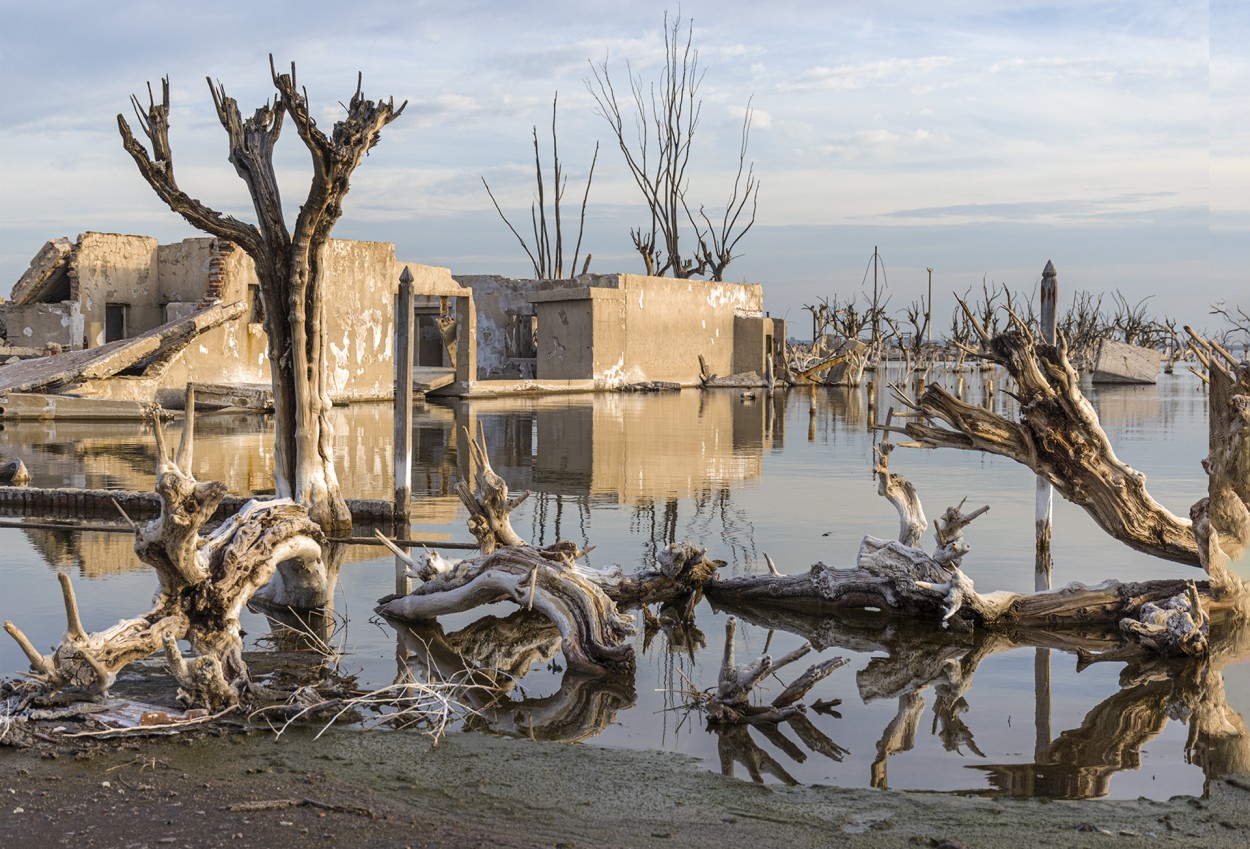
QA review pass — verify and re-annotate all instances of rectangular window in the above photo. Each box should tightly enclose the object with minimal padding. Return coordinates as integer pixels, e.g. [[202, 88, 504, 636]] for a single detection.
[[104, 304, 128, 343]]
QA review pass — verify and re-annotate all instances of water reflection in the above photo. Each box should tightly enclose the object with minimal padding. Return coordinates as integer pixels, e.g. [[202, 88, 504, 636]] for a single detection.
[[391, 611, 636, 743], [3, 375, 1244, 798], [712, 598, 1250, 798]]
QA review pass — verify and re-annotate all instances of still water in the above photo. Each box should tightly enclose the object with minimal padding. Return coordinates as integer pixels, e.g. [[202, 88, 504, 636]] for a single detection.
[[2, 368, 1246, 799]]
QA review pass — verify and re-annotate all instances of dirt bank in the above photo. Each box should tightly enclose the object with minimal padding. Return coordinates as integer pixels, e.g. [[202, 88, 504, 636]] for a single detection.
[[3, 728, 1247, 849]]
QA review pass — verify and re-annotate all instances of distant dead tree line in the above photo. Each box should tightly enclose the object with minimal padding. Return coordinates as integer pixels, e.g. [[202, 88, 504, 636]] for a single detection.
[[801, 279, 1247, 373]]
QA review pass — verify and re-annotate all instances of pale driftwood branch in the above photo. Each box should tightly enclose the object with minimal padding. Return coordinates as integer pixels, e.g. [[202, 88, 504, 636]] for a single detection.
[[1118, 580, 1209, 656], [377, 542, 636, 675], [873, 437, 927, 547], [902, 315, 1199, 565], [455, 424, 529, 554]]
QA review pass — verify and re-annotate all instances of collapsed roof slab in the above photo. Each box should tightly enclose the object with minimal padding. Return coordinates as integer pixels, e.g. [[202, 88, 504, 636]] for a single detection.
[[10, 238, 74, 306], [0, 300, 245, 394]]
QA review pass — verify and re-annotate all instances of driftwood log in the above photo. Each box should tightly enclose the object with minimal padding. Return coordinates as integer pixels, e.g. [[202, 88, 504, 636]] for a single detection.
[[376, 540, 636, 674], [4, 412, 325, 708], [455, 423, 530, 553]]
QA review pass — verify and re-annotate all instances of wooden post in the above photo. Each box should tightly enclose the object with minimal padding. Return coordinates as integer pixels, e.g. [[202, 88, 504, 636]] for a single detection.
[[1034, 261, 1057, 756], [1035, 260, 1057, 588], [182, 383, 196, 466], [866, 378, 876, 432], [393, 267, 415, 533]]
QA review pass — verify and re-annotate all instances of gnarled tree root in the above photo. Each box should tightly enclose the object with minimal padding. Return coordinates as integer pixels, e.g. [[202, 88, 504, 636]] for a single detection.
[[4, 410, 326, 708]]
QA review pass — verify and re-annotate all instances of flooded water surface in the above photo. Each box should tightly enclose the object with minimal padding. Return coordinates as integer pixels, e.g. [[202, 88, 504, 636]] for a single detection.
[[3, 368, 1246, 800]]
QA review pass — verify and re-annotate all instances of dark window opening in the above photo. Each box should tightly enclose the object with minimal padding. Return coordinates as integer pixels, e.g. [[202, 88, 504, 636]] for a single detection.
[[506, 311, 538, 359], [104, 304, 128, 343]]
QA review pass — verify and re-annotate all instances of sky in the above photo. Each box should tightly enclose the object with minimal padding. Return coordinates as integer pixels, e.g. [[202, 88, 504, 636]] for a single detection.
[[1, 0, 1246, 337]]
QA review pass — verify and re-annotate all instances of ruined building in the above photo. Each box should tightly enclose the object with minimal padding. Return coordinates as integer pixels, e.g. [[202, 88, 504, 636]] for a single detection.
[[0, 232, 780, 417]]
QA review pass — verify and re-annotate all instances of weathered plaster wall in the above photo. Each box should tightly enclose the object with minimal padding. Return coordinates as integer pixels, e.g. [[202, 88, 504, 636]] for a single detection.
[[733, 315, 781, 376], [531, 292, 598, 380], [618, 275, 761, 383], [73, 232, 161, 346], [519, 273, 765, 385], [0, 302, 82, 349], [155, 238, 215, 304], [455, 275, 593, 378]]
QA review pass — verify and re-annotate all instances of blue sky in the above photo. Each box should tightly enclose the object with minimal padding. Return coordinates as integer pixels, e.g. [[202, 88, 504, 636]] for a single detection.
[[1, 0, 1245, 335]]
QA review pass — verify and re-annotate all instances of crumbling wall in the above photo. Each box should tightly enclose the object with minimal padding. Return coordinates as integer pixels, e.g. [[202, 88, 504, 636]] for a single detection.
[[530, 291, 601, 380], [155, 238, 216, 305], [73, 232, 161, 346], [0, 302, 82, 351], [455, 274, 578, 379]]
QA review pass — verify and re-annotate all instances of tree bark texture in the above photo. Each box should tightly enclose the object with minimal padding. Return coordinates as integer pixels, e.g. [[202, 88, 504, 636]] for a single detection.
[[376, 541, 636, 675], [897, 313, 1198, 565]]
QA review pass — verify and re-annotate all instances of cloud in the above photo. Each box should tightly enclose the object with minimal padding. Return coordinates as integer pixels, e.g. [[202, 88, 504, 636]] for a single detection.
[[779, 56, 955, 92]]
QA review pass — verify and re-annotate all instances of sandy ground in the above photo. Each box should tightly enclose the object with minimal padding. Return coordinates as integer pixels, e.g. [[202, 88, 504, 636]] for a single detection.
[[2, 728, 1248, 849]]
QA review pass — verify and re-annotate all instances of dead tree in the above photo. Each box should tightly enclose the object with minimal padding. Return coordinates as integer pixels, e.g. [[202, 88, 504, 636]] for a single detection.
[[901, 302, 1200, 566], [117, 59, 405, 533], [455, 424, 530, 554], [482, 93, 598, 279], [4, 413, 324, 708], [586, 12, 759, 280]]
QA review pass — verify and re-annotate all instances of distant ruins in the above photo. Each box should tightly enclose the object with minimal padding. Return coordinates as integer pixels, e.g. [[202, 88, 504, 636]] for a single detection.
[[0, 232, 781, 418]]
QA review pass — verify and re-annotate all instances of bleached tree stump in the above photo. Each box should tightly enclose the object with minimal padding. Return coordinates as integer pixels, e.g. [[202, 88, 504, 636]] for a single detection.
[[455, 423, 529, 554], [4, 411, 325, 707]]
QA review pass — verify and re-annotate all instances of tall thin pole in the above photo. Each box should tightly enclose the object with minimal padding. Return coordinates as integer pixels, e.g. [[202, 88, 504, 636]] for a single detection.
[[1034, 260, 1057, 760], [925, 267, 934, 347], [1036, 260, 1057, 586], [871, 246, 880, 348], [393, 266, 415, 531]]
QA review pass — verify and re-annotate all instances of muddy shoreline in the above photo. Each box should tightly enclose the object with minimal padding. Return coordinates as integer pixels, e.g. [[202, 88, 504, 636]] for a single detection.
[[3, 728, 1247, 849]]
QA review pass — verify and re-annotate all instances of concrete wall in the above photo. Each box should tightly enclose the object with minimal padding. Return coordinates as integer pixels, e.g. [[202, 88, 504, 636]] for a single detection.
[[520, 273, 765, 385], [72, 232, 161, 347], [0, 301, 82, 349], [155, 238, 216, 304], [530, 290, 600, 380]]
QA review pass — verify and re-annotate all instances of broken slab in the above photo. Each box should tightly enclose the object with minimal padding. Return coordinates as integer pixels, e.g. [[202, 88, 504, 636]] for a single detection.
[[0, 301, 244, 395], [9, 238, 74, 306], [1092, 339, 1160, 384]]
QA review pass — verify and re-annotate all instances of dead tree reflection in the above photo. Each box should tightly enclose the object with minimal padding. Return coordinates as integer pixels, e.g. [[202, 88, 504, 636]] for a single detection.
[[390, 611, 636, 743], [713, 599, 1250, 796]]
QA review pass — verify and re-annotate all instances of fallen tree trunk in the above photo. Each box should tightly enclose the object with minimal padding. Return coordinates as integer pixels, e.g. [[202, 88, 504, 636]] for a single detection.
[[376, 541, 636, 674]]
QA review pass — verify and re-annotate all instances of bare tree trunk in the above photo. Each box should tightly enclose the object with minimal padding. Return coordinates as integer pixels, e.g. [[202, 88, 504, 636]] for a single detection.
[[117, 60, 405, 533]]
